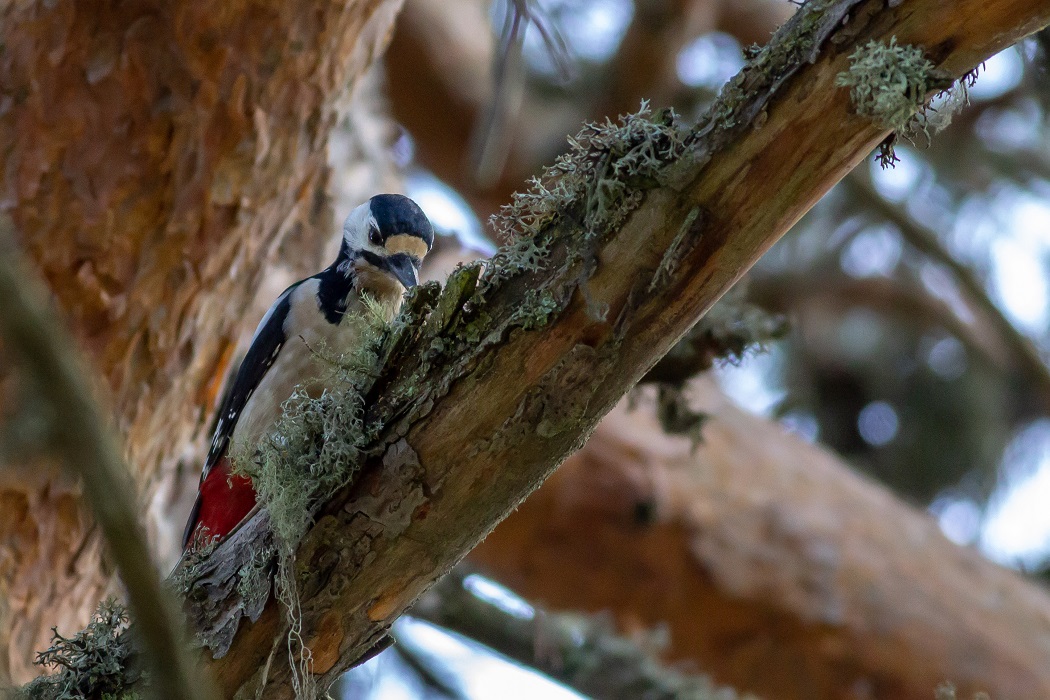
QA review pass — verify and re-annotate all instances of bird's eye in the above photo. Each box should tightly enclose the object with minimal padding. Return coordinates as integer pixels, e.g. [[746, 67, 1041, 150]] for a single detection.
[[368, 226, 382, 246]]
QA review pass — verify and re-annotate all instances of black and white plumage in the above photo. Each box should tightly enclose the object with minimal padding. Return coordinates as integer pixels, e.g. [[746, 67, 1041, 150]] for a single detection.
[[182, 194, 434, 550]]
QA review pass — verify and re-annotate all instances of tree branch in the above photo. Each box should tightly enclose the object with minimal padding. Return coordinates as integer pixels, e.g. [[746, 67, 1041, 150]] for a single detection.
[[412, 568, 748, 700], [184, 1, 1050, 697], [0, 222, 211, 700], [471, 383, 1050, 700]]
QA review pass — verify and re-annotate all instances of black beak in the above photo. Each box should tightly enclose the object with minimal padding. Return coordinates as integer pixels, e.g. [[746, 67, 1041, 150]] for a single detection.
[[384, 253, 419, 289]]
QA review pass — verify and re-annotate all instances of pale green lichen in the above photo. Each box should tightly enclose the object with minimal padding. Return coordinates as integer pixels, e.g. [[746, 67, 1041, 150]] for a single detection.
[[233, 294, 389, 555], [227, 295, 391, 698], [461, 308, 494, 344], [489, 103, 686, 278], [236, 544, 277, 604], [516, 289, 560, 330], [168, 535, 219, 599], [836, 37, 953, 167], [836, 37, 938, 131], [18, 600, 141, 700], [837, 36, 971, 167]]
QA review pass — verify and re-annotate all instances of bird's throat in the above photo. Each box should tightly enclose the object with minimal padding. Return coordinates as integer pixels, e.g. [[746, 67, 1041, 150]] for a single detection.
[[352, 268, 406, 318]]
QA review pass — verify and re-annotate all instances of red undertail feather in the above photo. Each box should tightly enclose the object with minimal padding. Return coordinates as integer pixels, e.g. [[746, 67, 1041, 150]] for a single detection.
[[186, 456, 257, 550]]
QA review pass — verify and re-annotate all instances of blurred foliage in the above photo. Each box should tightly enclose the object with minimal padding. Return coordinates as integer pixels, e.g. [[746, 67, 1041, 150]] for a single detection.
[[744, 33, 1050, 552]]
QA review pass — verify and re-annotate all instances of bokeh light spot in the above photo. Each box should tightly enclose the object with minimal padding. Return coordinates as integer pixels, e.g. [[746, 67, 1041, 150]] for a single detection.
[[857, 401, 899, 446]]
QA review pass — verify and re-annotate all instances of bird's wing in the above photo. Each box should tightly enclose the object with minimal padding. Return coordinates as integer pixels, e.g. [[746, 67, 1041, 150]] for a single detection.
[[181, 280, 301, 549]]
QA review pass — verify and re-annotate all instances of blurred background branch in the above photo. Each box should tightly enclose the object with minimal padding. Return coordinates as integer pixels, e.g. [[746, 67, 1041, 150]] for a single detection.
[[411, 568, 749, 700], [845, 172, 1050, 412]]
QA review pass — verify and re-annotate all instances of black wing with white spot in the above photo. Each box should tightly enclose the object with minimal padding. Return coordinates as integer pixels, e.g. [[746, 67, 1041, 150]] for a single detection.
[[181, 282, 300, 549], [201, 281, 301, 477]]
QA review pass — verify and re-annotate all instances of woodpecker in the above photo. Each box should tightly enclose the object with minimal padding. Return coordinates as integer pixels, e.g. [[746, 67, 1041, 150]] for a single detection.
[[182, 194, 434, 551]]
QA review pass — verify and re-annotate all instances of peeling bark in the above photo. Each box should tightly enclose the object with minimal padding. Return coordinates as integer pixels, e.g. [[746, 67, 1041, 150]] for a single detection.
[[0, 0, 404, 684], [184, 1, 1050, 697]]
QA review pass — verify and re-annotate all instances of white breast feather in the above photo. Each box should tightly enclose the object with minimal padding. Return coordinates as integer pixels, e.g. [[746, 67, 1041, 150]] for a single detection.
[[231, 279, 363, 452], [229, 271, 407, 457]]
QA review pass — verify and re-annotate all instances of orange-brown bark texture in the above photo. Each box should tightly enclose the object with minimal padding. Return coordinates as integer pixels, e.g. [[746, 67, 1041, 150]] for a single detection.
[[471, 380, 1050, 700], [0, 0, 404, 683]]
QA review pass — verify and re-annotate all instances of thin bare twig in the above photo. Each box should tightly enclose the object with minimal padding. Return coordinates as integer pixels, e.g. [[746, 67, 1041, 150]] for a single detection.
[[0, 220, 212, 700], [469, 0, 573, 188]]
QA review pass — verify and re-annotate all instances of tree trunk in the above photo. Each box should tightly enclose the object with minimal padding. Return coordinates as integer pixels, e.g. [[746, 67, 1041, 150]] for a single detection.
[[0, 0, 404, 684], [471, 380, 1050, 700], [180, 1, 1050, 697]]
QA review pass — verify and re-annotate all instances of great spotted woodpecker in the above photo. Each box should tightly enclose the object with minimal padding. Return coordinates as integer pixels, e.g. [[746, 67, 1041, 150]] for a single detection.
[[182, 194, 434, 551]]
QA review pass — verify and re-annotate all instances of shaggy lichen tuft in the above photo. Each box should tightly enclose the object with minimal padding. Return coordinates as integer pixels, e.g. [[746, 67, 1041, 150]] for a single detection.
[[490, 103, 686, 277], [234, 295, 389, 555], [18, 599, 141, 700], [836, 37, 938, 131]]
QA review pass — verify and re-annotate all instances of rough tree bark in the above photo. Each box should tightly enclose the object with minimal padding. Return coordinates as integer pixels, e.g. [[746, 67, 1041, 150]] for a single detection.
[[178, 1, 1050, 697], [471, 382, 1050, 700], [0, 0, 404, 684]]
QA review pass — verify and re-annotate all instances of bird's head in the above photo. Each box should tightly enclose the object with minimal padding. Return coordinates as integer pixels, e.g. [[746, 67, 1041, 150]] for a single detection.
[[339, 194, 434, 294]]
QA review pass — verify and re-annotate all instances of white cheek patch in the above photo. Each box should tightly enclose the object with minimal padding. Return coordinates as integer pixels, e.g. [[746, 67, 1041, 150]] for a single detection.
[[342, 205, 377, 249]]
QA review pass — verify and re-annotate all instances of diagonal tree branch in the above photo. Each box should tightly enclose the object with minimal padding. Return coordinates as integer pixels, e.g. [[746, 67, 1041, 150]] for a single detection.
[[181, 1, 1050, 697], [412, 568, 749, 700], [0, 221, 212, 700], [470, 383, 1050, 700]]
